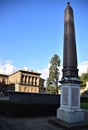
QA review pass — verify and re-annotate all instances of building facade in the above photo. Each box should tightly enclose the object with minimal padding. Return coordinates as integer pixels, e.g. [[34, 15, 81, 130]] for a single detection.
[[0, 74, 8, 84], [0, 70, 45, 94]]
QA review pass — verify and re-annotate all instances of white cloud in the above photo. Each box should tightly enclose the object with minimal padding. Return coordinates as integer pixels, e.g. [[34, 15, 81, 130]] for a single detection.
[[0, 60, 16, 75], [39, 64, 62, 81], [39, 67, 49, 80], [38, 64, 50, 80], [22, 67, 29, 71], [78, 61, 88, 75]]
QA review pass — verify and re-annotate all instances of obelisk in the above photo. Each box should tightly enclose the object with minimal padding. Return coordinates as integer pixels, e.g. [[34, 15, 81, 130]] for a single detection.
[[63, 1, 78, 79], [57, 2, 84, 123]]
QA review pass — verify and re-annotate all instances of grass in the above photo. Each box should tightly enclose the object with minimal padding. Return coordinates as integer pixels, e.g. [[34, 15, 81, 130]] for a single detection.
[[81, 103, 88, 109]]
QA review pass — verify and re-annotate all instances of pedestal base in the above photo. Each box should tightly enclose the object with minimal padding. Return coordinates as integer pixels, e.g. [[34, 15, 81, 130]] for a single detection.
[[57, 108, 84, 123]]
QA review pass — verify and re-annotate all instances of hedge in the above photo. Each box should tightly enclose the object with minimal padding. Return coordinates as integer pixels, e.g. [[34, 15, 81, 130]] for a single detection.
[[0, 101, 59, 117], [80, 96, 88, 103]]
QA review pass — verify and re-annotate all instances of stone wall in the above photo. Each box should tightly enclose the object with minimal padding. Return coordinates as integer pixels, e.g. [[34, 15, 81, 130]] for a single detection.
[[8, 91, 60, 104]]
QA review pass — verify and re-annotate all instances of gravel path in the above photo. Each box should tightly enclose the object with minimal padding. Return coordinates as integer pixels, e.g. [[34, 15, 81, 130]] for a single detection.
[[0, 110, 88, 130], [0, 116, 63, 130]]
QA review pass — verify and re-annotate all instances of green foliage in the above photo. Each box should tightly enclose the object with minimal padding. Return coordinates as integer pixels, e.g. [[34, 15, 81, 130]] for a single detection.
[[46, 54, 60, 94], [81, 103, 88, 109], [46, 78, 51, 87], [79, 72, 88, 88], [46, 86, 57, 94]]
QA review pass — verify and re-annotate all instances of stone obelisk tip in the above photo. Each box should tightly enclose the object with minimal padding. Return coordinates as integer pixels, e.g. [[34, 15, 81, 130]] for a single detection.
[[67, 2, 70, 5]]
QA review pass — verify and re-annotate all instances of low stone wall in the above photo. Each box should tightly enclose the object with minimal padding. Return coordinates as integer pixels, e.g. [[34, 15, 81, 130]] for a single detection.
[[8, 91, 60, 105]]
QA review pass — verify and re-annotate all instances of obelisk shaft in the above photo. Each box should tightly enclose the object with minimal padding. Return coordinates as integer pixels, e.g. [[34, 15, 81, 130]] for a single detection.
[[62, 3, 78, 78]]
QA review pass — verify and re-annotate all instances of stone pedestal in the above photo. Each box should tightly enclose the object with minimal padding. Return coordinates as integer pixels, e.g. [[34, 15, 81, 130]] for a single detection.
[[57, 83, 84, 123]]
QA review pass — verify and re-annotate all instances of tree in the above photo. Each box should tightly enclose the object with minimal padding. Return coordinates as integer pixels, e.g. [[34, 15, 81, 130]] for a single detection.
[[46, 54, 60, 94], [79, 72, 88, 89]]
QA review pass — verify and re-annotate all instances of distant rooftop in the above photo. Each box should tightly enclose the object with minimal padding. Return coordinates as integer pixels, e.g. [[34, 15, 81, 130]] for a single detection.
[[9, 69, 41, 76], [0, 74, 9, 77]]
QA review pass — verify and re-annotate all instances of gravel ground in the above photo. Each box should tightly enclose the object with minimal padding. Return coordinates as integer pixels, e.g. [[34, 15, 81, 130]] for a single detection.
[[0, 110, 88, 130], [0, 116, 63, 130]]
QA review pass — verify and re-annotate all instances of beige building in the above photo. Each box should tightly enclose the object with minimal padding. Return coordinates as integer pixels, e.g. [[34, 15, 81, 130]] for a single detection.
[[0, 74, 8, 84], [0, 70, 45, 93]]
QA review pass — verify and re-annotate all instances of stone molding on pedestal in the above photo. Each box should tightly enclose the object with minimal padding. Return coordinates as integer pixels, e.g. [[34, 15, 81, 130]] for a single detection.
[[57, 108, 84, 123]]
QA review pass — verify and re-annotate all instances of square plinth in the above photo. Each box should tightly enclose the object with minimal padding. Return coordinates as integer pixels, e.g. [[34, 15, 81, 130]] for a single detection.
[[57, 108, 84, 123], [60, 83, 80, 110]]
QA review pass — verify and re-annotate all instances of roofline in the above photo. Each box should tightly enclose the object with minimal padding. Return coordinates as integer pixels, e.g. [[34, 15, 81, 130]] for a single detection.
[[9, 70, 41, 76], [0, 74, 9, 77]]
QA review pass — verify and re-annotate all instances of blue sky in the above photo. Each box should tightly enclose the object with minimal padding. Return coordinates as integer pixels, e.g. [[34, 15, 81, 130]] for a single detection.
[[0, 0, 88, 79]]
